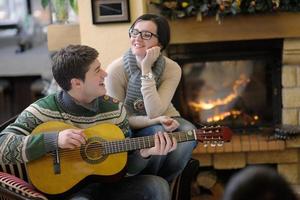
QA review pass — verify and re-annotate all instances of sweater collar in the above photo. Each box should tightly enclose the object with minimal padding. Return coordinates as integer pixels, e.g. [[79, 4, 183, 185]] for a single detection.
[[56, 90, 99, 115]]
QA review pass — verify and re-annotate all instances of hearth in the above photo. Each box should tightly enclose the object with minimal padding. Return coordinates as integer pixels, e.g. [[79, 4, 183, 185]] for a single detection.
[[168, 39, 283, 132]]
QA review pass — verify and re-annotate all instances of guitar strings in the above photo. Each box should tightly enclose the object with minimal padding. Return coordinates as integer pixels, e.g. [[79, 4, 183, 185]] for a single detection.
[[44, 136, 153, 157], [43, 140, 156, 159], [42, 132, 200, 159]]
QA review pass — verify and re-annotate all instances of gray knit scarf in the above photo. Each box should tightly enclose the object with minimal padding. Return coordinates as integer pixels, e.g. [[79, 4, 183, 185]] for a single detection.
[[123, 49, 165, 116]]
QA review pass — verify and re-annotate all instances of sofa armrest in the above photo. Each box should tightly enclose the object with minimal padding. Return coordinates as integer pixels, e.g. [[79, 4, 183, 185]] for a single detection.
[[0, 172, 48, 200]]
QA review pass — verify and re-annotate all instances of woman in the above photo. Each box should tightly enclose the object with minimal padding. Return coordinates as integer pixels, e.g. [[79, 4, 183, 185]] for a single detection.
[[105, 14, 197, 183]]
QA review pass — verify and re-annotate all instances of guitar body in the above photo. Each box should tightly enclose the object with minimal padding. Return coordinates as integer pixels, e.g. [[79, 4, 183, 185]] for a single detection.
[[27, 121, 127, 195]]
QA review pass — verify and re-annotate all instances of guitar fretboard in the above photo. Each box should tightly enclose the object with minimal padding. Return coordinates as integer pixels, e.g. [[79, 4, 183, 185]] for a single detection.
[[102, 130, 196, 155]]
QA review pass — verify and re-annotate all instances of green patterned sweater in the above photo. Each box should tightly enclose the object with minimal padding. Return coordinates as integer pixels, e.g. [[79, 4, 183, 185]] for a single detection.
[[0, 91, 149, 178]]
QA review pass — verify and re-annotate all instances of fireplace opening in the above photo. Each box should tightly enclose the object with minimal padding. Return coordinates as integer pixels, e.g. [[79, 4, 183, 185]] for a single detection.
[[168, 39, 283, 132]]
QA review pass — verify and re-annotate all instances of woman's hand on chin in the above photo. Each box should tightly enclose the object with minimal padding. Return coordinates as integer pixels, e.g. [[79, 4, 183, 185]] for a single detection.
[[141, 46, 161, 73]]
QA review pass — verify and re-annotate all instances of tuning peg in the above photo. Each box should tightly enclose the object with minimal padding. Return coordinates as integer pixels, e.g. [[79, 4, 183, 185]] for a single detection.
[[211, 141, 216, 147], [203, 140, 209, 147], [217, 140, 224, 146]]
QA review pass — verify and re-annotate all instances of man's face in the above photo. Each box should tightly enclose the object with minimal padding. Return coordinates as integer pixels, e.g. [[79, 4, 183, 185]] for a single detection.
[[80, 59, 107, 100]]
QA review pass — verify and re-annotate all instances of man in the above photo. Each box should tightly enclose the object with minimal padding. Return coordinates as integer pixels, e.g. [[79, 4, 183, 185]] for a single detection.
[[0, 45, 176, 200]]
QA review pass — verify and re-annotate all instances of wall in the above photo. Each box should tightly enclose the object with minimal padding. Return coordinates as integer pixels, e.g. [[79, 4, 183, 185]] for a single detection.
[[77, 0, 146, 68], [282, 39, 300, 126]]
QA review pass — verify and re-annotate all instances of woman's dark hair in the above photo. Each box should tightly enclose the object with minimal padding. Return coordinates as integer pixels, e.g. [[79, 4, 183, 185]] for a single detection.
[[129, 14, 170, 51], [52, 45, 99, 91], [223, 166, 298, 200]]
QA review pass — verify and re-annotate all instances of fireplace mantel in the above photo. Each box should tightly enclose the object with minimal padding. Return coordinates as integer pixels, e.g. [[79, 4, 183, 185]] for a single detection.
[[169, 12, 300, 44]]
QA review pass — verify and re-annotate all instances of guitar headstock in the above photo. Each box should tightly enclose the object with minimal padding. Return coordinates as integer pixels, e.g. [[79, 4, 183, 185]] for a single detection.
[[195, 126, 233, 146]]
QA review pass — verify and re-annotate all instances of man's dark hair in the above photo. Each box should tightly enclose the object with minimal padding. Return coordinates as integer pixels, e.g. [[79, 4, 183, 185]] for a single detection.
[[129, 14, 170, 51], [52, 45, 99, 91], [223, 166, 298, 200]]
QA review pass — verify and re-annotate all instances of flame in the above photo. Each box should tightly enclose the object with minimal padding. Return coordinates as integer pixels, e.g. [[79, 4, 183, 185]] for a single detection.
[[207, 110, 241, 123], [206, 111, 259, 123], [188, 74, 250, 111]]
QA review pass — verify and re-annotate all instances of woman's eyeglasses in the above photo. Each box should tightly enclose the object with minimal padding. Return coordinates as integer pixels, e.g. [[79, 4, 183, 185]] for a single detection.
[[129, 29, 158, 40]]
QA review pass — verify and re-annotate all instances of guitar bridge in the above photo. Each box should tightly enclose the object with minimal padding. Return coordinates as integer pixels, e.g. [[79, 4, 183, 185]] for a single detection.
[[52, 148, 61, 174]]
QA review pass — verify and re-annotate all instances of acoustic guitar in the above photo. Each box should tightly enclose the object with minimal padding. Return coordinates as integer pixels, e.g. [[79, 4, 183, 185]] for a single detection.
[[27, 121, 232, 195]]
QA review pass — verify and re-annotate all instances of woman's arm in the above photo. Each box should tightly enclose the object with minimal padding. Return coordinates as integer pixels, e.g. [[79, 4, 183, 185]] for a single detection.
[[105, 58, 128, 102], [141, 57, 181, 118], [128, 115, 179, 131]]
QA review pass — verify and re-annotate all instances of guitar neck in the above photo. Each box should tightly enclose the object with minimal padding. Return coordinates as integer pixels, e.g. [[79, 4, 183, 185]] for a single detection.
[[103, 130, 196, 155]]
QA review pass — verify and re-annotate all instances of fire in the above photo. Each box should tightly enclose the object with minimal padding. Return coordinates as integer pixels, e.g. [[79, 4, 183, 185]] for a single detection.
[[188, 74, 252, 123], [188, 74, 250, 111], [206, 111, 259, 124], [207, 110, 241, 123]]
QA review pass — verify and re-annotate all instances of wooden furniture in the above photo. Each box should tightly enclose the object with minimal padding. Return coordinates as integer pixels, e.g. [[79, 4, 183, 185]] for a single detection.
[[0, 79, 11, 124], [30, 79, 50, 102], [0, 76, 41, 123], [192, 134, 300, 184]]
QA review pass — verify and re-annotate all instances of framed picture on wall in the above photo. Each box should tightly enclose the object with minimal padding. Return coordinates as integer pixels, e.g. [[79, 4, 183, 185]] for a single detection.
[[91, 0, 130, 24]]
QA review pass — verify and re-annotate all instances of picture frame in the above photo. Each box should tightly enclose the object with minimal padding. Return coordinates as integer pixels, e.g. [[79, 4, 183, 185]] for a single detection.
[[91, 0, 130, 24]]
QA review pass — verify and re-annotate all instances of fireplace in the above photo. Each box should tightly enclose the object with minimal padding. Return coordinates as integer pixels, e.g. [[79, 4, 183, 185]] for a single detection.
[[164, 15, 300, 197], [168, 39, 283, 132]]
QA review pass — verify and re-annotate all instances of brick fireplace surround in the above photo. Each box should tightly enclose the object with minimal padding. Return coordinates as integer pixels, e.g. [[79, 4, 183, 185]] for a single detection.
[[168, 12, 300, 186]]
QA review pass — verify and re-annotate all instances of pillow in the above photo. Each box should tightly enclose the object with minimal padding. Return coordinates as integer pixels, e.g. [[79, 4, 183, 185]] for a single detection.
[[0, 172, 48, 200]]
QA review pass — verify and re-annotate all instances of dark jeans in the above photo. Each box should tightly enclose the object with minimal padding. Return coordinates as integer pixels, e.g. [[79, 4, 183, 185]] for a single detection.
[[133, 117, 197, 183], [69, 175, 171, 200]]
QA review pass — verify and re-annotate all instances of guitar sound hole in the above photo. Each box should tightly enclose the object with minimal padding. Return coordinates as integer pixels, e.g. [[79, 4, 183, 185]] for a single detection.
[[80, 137, 107, 164]]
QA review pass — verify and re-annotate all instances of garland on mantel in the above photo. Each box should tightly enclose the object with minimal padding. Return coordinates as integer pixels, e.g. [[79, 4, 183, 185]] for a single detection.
[[149, 0, 300, 23]]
